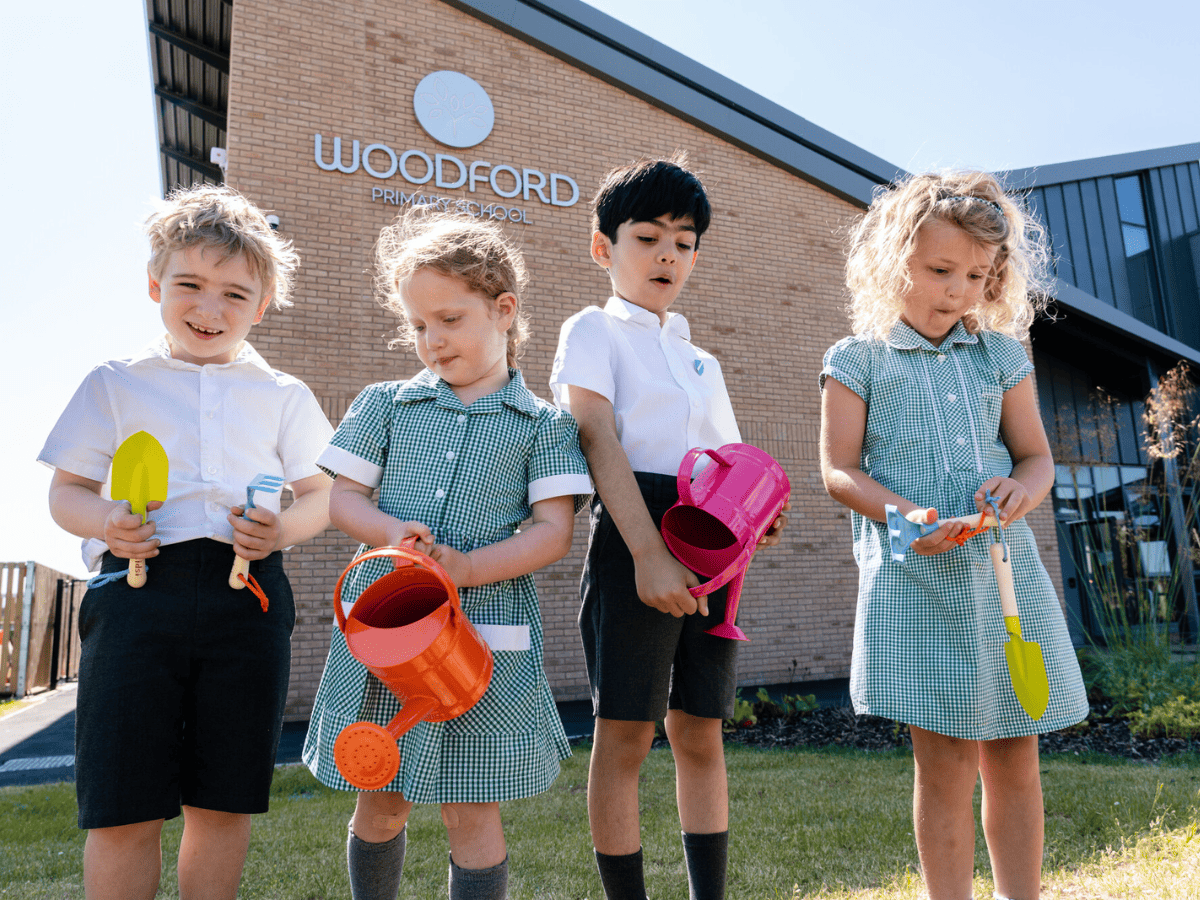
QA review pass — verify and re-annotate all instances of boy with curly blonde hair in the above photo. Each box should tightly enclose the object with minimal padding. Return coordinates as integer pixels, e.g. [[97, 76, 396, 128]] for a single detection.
[[40, 183, 333, 900]]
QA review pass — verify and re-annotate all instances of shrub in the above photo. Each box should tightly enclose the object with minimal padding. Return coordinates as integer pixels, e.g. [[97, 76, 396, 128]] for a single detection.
[[1128, 695, 1200, 739], [1079, 644, 1200, 737], [754, 687, 819, 718], [723, 690, 757, 732]]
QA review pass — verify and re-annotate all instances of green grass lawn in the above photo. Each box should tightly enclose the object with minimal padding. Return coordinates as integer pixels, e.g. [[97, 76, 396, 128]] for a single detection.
[[3, 744, 1198, 899]]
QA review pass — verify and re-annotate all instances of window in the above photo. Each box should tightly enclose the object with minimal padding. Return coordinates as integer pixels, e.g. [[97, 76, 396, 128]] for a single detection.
[[1115, 175, 1150, 257]]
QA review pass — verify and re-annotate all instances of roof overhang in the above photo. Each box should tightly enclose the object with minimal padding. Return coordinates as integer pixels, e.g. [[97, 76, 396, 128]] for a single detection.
[[440, 0, 904, 207], [144, 0, 904, 205], [1046, 278, 1200, 368], [1004, 142, 1200, 190], [145, 0, 231, 193]]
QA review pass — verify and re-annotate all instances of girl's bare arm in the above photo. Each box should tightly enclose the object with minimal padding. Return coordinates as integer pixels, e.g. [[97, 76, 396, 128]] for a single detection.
[[429, 495, 576, 589], [974, 375, 1055, 524], [820, 377, 964, 554]]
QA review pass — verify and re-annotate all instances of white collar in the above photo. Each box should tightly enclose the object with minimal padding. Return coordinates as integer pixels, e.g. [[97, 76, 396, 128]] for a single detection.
[[603, 295, 690, 339], [885, 319, 979, 352], [128, 334, 278, 379]]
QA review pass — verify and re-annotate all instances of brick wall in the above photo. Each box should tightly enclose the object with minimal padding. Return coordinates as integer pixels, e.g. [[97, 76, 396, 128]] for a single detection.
[[222, 0, 1060, 719]]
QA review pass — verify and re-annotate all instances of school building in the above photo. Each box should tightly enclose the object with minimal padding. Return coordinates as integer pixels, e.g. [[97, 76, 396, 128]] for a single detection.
[[144, 0, 1199, 719]]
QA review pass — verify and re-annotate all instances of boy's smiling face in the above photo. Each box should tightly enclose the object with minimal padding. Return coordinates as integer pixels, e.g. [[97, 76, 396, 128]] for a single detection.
[[149, 245, 270, 366], [592, 213, 698, 324]]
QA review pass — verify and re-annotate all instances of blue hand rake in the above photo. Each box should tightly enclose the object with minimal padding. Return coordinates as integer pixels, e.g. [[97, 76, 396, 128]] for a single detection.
[[885, 503, 998, 563], [229, 473, 286, 607]]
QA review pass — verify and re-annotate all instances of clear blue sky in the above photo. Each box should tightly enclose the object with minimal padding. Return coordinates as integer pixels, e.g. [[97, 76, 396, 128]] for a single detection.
[[3, 0, 1196, 577]]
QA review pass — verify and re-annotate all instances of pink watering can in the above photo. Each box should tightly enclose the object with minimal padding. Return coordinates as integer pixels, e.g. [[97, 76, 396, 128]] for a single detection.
[[660, 443, 790, 641], [332, 542, 494, 790]]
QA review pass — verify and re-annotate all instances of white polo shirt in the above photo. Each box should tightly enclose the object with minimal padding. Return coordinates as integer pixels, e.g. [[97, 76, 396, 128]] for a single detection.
[[39, 336, 333, 571], [550, 296, 741, 476]]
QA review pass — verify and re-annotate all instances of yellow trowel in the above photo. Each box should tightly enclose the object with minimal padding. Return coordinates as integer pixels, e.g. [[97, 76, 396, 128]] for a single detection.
[[985, 493, 1049, 720], [110, 431, 169, 587]]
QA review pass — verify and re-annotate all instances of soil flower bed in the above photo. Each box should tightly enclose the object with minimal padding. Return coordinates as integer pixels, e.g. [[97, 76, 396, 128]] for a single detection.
[[722, 705, 1200, 761]]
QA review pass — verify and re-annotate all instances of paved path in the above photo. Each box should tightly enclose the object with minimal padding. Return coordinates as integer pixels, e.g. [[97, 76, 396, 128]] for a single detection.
[[0, 682, 596, 789], [1, 678, 849, 789], [0, 683, 79, 787]]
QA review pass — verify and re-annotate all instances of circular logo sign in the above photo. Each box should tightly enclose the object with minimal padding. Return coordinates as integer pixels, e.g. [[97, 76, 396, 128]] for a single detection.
[[413, 71, 495, 149]]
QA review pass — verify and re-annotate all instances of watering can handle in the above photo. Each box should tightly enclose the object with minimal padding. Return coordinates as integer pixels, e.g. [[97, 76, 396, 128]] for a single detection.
[[333, 538, 460, 633], [675, 446, 734, 506]]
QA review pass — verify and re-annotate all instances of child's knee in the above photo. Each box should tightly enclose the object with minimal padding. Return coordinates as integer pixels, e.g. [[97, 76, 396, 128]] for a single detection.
[[440, 801, 501, 834], [354, 791, 413, 839], [593, 718, 656, 764], [88, 819, 164, 851], [181, 806, 251, 836], [664, 711, 724, 760]]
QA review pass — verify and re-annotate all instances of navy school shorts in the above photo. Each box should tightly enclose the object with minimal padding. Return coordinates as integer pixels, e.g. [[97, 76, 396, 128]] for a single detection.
[[580, 472, 740, 722], [75, 538, 295, 829]]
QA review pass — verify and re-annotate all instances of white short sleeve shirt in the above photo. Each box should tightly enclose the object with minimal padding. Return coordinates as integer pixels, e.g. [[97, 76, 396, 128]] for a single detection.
[[550, 296, 740, 476], [39, 336, 333, 570]]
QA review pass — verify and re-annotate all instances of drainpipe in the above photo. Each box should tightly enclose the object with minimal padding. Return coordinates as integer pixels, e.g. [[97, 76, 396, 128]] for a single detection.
[[16, 562, 34, 699]]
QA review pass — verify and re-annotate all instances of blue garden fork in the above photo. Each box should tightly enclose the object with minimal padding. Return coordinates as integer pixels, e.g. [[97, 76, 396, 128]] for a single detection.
[[229, 473, 286, 609]]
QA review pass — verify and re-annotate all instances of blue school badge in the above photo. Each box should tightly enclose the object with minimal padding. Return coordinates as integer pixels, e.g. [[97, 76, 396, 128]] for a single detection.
[[694, 359, 704, 375]]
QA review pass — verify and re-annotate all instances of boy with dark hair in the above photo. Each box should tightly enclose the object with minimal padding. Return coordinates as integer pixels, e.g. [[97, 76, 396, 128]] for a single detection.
[[551, 155, 785, 900]]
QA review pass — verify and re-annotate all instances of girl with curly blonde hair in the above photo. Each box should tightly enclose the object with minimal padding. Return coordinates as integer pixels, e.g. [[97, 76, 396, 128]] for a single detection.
[[820, 172, 1086, 900]]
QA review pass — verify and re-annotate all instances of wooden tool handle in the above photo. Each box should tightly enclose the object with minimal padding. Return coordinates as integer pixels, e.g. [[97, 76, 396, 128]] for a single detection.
[[127, 558, 147, 588], [990, 542, 1018, 619], [910, 507, 998, 530], [229, 555, 250, 589]]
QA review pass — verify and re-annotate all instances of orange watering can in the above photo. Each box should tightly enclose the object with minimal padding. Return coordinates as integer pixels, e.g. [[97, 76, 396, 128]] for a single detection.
[[332, 543, 494, 790], [660, 443, 790, 641]]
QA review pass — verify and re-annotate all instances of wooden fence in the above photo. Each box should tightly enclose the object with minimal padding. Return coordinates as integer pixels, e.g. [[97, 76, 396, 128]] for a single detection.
[[1, 562, 85, 698]]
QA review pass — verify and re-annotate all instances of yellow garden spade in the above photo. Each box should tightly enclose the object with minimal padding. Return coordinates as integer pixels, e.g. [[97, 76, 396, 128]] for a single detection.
[[110, 431, 169, 587], [984, 492, 1049, 720]]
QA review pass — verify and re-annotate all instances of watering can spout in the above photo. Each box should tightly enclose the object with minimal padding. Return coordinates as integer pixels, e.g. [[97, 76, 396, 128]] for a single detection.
[[703, 569, 748, 641]]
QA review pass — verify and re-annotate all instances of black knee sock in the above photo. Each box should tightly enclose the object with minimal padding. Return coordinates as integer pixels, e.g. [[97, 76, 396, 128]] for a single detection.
[[594, 847, 648, 900], [681, 830, 728, 900], [347, 824, 406, 900], [448, 853, 508, 900]]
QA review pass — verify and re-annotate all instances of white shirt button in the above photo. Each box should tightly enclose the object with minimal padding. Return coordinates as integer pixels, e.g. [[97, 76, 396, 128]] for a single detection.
[[434, 489, 445, 499], [446, 450, 456, 461], [956, 437, 967, 446], [947, 393, 957, 402], [208, 466, 217, 474], [457, 415, 467, 424], [938, 354, 947, 362]]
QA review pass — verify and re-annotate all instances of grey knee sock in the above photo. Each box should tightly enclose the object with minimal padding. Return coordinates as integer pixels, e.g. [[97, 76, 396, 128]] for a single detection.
[[682, 830, 728, 900], [594, 847, 648, 900], [347, 824, 406, 900], [448, 853, 508, 900]]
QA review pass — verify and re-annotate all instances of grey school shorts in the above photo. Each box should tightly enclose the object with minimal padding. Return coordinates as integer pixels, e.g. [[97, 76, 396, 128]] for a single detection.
[[580, 472, 739, 722], [75, 539, 295, 829]]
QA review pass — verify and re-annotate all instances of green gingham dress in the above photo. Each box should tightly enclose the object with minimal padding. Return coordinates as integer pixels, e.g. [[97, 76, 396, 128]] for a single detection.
[[302, 370, 592, 801], [821, 321, 1088, 739]]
